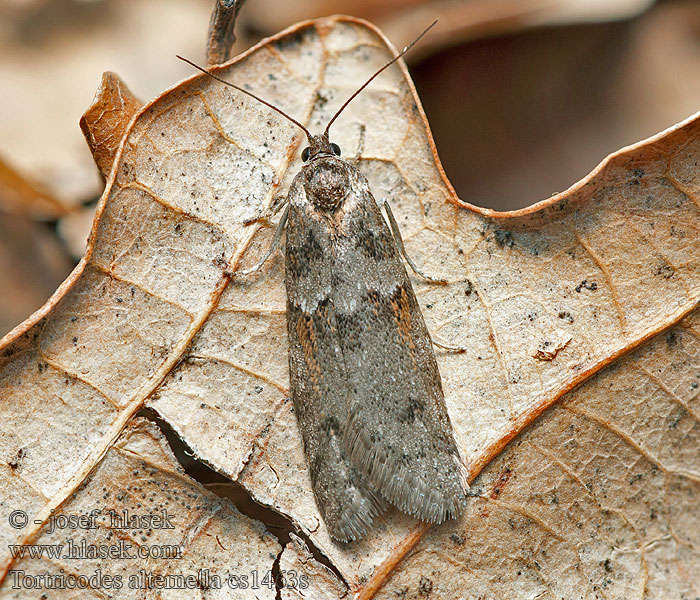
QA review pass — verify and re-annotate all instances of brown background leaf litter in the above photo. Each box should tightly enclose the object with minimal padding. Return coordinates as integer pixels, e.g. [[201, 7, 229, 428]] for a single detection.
[[0, 5, 699, 600]]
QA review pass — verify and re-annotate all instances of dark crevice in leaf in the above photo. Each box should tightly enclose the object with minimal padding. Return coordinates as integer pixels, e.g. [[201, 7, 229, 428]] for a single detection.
[[137, 407, 349, 593], [273, 543, 284, 600]]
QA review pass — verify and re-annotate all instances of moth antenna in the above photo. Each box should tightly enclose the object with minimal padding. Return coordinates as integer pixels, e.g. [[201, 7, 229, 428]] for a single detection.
[[324, 19, 438, 137], [177, 55, 313, 141]]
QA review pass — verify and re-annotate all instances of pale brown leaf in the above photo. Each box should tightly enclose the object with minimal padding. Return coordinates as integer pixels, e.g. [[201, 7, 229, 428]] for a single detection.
[[374, 312, 700, 598], [79, 72, 142, 180], [0, 0, 217, 204], [0, 156, 68, 219], [2, 417, 282, 598], [0, 210, 73, 338], [0, 15, 698, 599]]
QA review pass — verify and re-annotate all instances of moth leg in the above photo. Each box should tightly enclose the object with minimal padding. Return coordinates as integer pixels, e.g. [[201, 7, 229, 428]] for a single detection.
[[237, 203, 290, 276], [243, 193, 287, 226], [349, 124, 366, 166], [431, 335, 468, 353], [379, 198, 447, 284]]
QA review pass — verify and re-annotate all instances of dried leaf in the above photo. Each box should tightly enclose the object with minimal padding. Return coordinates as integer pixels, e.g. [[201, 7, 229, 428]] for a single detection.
[[55, 204, 100, 261], [0, 210, 73, 338], [0, 15, 698, 598], [0, 0, 216, 204], [79, 72, 142, 180], [0, 155, 68, 219], [374, 312, 700, 598], [2, 418, 281, 597]]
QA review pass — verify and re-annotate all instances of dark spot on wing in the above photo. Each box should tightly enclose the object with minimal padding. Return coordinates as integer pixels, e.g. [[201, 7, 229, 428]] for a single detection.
[[286, 228, 323, 278]]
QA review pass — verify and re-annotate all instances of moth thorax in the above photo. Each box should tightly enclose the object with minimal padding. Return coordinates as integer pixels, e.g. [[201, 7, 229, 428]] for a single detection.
[[303, 157, 351, 211]]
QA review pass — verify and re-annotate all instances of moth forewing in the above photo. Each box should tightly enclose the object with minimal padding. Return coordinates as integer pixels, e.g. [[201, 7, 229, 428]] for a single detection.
[[284, 162, 387, 542]]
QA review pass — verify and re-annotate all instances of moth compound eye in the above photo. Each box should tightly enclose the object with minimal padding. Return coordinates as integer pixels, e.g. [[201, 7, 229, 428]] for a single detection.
[[302, 147, 311, 162], [331, 143, 341, 156]]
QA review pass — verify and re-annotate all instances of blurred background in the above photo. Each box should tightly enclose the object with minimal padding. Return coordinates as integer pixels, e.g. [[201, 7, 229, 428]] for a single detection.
[[1, 0, 700, 337]]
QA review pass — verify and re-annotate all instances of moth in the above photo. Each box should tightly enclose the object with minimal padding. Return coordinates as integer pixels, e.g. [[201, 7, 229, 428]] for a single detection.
[[180, 22, 468, 542]]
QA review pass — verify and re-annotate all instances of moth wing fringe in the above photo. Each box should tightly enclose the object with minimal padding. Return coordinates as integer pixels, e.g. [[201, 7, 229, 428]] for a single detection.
[[345, 421, 467, 524], [333, 489, 387, 543]]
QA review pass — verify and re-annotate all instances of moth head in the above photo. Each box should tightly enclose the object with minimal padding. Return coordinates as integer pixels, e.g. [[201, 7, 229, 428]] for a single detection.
[[301, 133, 341, 163]]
